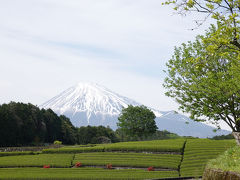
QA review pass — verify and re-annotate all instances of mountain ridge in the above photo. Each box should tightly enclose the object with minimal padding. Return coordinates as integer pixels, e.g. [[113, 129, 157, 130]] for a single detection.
[[40, 82, 230, 138], [41, 82, 163, 121]]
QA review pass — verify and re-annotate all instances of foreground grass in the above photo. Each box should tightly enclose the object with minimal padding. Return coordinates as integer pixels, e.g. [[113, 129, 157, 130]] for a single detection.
[[0, 154, 73, 167], [180, 139, 236, 177], [0, 168, 179, 179], [206, 146, 240, 173], [74, 152, 181, 169]]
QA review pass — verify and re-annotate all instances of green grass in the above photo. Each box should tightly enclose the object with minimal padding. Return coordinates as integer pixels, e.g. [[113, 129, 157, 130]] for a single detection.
[[42, 146, 104, 154], [43, 139, 185, 154], [0, 168, 179, 179], [0, 138, 236, 179], [103, 139, 185, 152], [206, 146, 240, 173], [0, 151, 36, 157], [73, 152, 181, 169], [0, 154, 74, 168], [180, 139, 236, 177]]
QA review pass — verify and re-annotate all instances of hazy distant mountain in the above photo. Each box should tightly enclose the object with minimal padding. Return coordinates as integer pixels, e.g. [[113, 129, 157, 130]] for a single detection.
[[154, 111, 230, 138], [40, 82, 230, 138]]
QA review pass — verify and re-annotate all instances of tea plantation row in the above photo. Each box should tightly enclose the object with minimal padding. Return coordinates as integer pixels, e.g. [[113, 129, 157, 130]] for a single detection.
[[0, 139, 236, 179], [43, 139, 185, 153], [0, 168, 179, 180]]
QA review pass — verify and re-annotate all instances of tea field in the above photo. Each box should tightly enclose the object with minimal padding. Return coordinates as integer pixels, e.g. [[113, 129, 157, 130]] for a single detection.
[[0, 154, 73, 168], [180, 139, 236, 177], [73, 152, 181, 169], [0, 168, 179, 180], [0, 139, 236, 179]]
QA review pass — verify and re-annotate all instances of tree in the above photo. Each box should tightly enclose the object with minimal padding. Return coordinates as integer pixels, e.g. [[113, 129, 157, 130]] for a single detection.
[[117, 105, 157, 140], [60, 115, 77, 145], [163, 0, 240, 144], [211, 133, 234, 140], [0, 102, 77, 146], [163, 29, 240, 141], [42, 109, 62, 143], [163, 0, 240, 52]]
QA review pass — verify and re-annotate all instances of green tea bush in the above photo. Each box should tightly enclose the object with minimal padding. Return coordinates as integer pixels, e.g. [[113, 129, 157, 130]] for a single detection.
[[43, 146, 104, 154], [0, 167, 179, 179], [180, 139, 235, 177], [103, 139, 185, 152], [43, 139, 185, 154], [0, 151, 35, 157], [73, 152, 181, 169], [0, 154, 73, 167], [53, 140, 62, 145]]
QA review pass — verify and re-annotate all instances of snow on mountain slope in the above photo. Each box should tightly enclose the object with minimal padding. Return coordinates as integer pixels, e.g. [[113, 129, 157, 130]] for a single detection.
[[40, 82, 230, 137], [40, 82, 162, 124]]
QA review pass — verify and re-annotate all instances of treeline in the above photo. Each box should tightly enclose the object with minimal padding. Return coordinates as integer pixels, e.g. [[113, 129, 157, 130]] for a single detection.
[[211, 134, 234, 140], [0, 102, 179, 147], [0, 102, 75, 146], [0, 102, 118, 146]]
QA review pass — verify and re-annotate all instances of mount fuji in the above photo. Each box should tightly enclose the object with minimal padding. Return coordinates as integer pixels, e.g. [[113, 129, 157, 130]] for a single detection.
[[40, 82, 230, 138]]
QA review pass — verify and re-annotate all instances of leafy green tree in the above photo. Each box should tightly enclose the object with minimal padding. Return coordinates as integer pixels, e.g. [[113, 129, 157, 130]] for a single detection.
[[163, 0, 240, 144], [117, 105, 157, 140], [163, 30, 240, 133], [77, 126, 90, 144], [60, 115, 77, 144], [163, 0, 240, 52], [42, 109, 62, 143], [0, 103, 19, 146], [0, 102, 77, 146]]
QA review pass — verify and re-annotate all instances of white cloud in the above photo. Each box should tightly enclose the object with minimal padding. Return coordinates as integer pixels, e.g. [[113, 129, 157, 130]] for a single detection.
[[0, 0, 211, 114]]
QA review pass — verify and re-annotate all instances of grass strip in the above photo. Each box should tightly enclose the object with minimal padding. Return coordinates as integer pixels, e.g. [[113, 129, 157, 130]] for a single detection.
[[0, 167, 179, 179], [0, 154, 73, 168], [43, 139, 185, 154], [42, 146, 104, 154], [73, 152, 181, 169], [180, 139, 235, 177], [0, 151, 36, 157], [104, 139, 185, 152]]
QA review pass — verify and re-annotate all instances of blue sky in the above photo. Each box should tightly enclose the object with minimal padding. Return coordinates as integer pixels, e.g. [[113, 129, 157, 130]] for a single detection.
[[1, 0, 221, 126]]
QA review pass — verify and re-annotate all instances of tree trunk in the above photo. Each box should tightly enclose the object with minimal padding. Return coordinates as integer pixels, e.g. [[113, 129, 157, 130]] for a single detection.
[[232, 132, 240, 146]]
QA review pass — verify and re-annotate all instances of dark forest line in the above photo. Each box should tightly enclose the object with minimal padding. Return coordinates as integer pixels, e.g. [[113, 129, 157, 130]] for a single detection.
[[0, 102, 182, 147], [1, 102, 230, 147], [0, 102, 119, 146]]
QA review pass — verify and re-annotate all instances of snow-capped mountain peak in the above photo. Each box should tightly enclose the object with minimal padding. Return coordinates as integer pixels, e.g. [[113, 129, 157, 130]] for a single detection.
[[40, 82, 158, 123], [40, 82, 230, 137]]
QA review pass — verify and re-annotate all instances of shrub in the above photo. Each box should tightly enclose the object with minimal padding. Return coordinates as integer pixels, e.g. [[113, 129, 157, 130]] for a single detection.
[[54, 140, 62, 145], [95, 136, 111, 144]]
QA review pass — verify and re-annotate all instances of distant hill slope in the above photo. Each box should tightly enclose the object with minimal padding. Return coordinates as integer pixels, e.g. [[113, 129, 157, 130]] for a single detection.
[[40, 82, 230, 138], [155, 111, 230, 138]]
